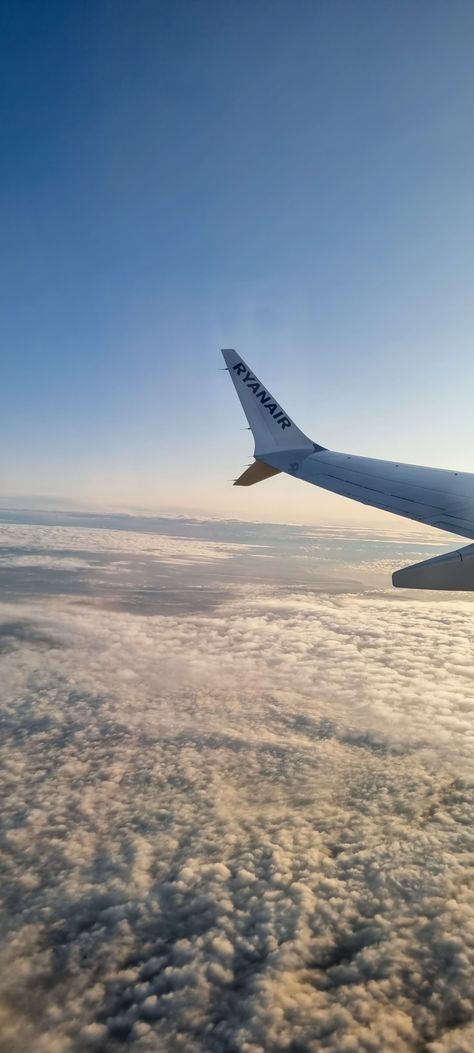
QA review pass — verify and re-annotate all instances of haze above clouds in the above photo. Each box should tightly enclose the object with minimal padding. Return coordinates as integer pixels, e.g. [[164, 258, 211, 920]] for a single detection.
[[1, 513, 474, 1053]]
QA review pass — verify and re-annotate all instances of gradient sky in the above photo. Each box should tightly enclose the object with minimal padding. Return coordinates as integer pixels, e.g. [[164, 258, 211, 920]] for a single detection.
[[2, 0, 474, 522]]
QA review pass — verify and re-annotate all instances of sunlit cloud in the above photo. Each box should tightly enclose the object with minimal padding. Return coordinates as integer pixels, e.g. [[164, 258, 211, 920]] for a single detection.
[[0, 518, 473, 1052]]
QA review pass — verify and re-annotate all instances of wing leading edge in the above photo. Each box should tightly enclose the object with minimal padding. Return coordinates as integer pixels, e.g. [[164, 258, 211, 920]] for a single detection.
[[222, 349, 474, 589]]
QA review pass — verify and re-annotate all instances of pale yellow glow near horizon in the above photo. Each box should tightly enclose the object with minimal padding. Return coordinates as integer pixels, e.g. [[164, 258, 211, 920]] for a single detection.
[[1, 472, 453, 541]]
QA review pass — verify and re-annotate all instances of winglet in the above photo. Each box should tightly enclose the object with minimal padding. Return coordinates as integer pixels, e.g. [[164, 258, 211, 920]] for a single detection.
[[222, 349, 320, 457]]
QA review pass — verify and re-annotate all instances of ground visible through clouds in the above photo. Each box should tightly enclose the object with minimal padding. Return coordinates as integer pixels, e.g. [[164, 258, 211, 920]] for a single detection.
[[1, 510, 474, 1053]]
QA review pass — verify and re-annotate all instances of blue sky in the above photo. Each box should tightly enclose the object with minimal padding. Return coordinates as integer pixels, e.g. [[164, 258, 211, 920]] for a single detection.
[[2, 0, 474, 522]]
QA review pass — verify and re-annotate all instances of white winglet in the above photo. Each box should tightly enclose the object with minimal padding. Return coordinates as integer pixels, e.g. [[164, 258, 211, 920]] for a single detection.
[[222, 349, 318, 457]]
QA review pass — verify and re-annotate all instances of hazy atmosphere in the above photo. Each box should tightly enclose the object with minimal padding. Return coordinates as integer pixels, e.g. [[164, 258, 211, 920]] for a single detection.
[[2, 1, 474, 515], [2, 2, 474, 1052]]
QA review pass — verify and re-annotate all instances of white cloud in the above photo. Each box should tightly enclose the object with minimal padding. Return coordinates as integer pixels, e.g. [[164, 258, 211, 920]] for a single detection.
[[0, 521, 474, 1051], [0, 521, 244, 565]]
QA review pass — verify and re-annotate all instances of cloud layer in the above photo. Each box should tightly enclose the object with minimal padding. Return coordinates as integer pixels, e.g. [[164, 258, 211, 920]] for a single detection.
[[1, 519, 474, 1052]]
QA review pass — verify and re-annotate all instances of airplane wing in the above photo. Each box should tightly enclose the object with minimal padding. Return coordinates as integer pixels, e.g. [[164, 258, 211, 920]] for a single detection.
[[222, 349, 474, 590]]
